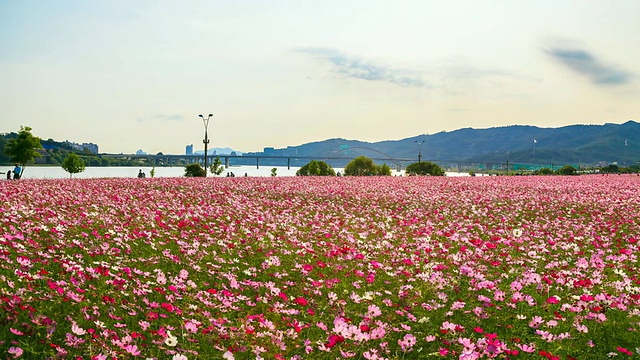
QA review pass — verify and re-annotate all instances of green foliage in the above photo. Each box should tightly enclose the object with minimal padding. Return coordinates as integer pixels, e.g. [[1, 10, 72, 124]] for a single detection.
[[557, 165, 577, 175], [344, 156, 378, 176], [537, 168, 554, 175], [61, 153, 86, 178], [405, 161, 445, 176], [210, 157, 224, 176], [271, 168, 277, 177], [4, 126, 43, 170], [601, 164, 619, 174], [0, 136, 9, 164], [150, 167, 156, 178], [378, 163, 392, 176], [184, 164, 206, 177], [296, 160, 336, 176]]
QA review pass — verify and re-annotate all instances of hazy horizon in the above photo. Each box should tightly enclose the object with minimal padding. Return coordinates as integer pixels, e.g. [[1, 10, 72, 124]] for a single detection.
[[1, 1, 638, 154]]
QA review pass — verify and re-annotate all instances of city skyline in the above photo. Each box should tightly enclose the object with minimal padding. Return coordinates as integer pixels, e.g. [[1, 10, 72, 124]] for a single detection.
[[1, 1, 639, 154]]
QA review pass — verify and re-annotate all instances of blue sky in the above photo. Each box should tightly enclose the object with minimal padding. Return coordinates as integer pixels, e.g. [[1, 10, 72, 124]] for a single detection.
[[1, 1, 638, 154]]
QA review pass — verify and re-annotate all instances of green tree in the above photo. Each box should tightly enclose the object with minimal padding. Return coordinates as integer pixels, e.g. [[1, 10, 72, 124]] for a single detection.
[[602, 164, 619, 174], [150, 167, 156, 178], [271, 168, 277, 177], [537, 167, 554, 175], [61, 153, 86, 178], [344, 156, 378, 176], [185, 164, 206, 177], [296, 160, 336, 176], [405, 161, 445, 176], [5, 126, 43, 175], [378, 163, 392, 176], [557, 165, 577, 175], [0, 135, 9, 164], [209, 157, 224, 175]]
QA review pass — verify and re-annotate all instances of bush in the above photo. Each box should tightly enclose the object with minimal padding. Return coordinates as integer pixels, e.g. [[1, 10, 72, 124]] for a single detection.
[[296, 160, 336, 176], [344, 156, 391, 176], [378, 163, 392, 176], [558, 165, 577, 175], [405, 161, 445, 176], [185, 164, 206, 177], [537, 168, 554, 175], [344, 156, 378, 176]]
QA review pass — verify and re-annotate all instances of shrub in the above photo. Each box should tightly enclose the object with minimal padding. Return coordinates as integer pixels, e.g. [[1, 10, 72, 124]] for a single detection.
[[184, 164, 206, 177], [296, 160, 336, 176], [405, 161, 445, 176]]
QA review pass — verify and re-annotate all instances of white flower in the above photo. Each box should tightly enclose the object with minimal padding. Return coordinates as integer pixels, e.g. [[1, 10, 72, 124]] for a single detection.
[[222, 351, 235, 360], [165, 332, 178, 347], [512, 228, 523, 238]]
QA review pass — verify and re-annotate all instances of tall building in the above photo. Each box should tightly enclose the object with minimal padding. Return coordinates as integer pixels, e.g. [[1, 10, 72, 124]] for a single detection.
[[186, 144, 193, 155]]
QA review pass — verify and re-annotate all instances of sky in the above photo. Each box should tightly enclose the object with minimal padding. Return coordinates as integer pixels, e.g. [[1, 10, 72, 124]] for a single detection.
[[1, 1, 639, 154]]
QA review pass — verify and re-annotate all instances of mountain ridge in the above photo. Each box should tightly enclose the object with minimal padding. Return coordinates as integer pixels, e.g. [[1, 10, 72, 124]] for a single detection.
[[262, 121, 639, 166]]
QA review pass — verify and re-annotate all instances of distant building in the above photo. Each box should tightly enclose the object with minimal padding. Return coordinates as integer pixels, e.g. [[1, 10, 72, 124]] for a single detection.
[[66, 141, 99, 154], [264, 147, 275, 156], [186, 144, 193, 155]]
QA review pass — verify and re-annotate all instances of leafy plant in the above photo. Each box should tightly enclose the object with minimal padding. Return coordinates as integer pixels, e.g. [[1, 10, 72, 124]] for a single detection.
[[4, 126, 43, 174], [61, 153, 86, 178], [296, 160, 336, 176], [405, 161, 445, 176], [184, 163, 206, 177], [210, 157, 224, 176]]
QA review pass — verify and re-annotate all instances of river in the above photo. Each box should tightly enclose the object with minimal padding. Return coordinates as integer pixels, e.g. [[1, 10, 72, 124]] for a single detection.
[[2, 165, 475, 179]]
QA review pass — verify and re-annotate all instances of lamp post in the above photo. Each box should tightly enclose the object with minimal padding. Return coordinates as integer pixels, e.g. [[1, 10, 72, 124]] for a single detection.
[[415, 140, 425, 163], [199, 114, 213, 176]]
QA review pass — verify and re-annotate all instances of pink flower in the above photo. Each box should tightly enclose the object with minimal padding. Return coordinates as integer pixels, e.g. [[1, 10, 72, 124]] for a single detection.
[[8, 347, 23, 358], [71, 322, 86, 336], [124, 344, 141, 356], [398, 333, 416, 351]]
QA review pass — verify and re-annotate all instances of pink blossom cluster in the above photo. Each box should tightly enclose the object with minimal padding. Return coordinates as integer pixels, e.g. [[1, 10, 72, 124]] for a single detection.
[[1, 175, 639, 358]]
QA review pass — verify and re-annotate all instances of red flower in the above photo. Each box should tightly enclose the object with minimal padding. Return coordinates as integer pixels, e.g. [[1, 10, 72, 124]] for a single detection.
[[326, 334, 344, 348], [295, 297, 308, 306]]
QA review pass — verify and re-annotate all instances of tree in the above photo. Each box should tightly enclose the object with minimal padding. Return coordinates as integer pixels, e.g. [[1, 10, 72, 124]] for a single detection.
[[271, 168, 277, 177], [344, 156, 378, 176], [537, 168, 554, 175], [557, 165, 577, 175], [209, 157, 224, 176], [296, 160, 336, 176], [601, 164, 619, 174], [184, 164, 206, 177], [378, 163, 392, 176], [61, 153, 86, 178], [405, 161, 445, 176], [5, 126, 43, 174]]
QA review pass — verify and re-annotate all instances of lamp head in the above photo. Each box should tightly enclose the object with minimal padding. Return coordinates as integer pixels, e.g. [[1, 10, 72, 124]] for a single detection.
[[199, 114, 203, 118], [208, 114, 213, 117]]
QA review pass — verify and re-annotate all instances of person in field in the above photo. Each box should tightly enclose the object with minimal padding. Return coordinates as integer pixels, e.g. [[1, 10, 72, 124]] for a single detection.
[[13, 164, 21, 180]]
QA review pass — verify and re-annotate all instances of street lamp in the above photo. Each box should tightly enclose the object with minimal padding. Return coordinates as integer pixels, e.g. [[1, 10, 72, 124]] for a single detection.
[[414, 140, 425, 163], [199, 114, 213, 176]]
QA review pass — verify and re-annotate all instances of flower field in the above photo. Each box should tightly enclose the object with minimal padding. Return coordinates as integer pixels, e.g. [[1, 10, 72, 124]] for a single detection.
[[1, 175, 639, 359]]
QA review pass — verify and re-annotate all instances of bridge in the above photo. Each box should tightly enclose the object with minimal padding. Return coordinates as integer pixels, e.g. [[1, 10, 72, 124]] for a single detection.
[[101, 153, 515, 173]]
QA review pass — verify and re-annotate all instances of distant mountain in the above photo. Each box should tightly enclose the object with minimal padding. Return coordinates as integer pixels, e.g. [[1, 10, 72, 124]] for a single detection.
[[276, 121, 639, 167]]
